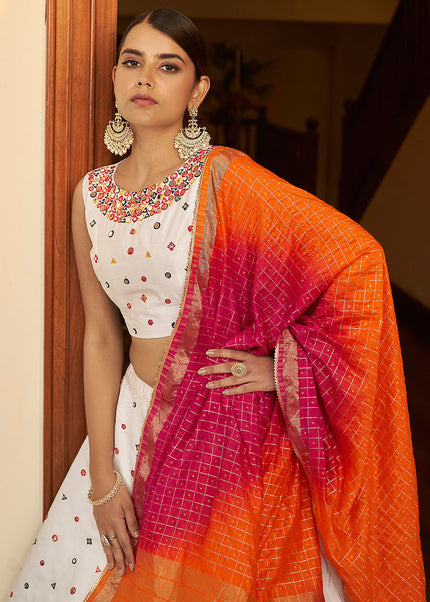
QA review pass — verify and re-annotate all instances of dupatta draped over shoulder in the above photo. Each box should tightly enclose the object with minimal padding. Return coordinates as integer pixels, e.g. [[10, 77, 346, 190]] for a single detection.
[[87, 148, 425, 601]]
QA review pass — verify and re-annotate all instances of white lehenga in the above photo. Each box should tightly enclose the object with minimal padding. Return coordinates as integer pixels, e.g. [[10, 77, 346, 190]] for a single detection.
[[11, 365, 152, 601], [11, 373, 346, 601]]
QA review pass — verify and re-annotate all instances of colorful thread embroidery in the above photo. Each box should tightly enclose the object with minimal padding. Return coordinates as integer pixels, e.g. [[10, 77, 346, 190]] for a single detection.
[[88, 148, 209, 223]]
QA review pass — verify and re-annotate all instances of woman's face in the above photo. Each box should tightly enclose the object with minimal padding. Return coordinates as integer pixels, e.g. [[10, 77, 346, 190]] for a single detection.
[[113, 22, 208, 133]]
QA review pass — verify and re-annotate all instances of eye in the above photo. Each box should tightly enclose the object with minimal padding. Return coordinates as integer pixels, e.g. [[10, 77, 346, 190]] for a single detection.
[[161, 64, 180, 73], [122, 59, 140, 67]]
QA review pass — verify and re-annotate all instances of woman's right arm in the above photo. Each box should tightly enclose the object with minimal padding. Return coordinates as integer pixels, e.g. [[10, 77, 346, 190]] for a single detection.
[[72, 179, 139, 575]]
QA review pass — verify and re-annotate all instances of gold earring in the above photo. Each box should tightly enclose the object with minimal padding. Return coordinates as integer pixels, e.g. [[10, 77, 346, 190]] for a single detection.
[[104, 105, 134, 156], [174, 104, 211, 160]]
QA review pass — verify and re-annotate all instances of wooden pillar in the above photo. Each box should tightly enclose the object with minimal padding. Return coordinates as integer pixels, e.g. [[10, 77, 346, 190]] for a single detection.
[[44, 0, 117, 513]]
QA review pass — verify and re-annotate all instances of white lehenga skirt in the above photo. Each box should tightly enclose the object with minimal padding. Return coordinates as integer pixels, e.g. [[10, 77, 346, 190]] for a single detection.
[[11, 364, 152, 601], [11, 363, 345, 602]]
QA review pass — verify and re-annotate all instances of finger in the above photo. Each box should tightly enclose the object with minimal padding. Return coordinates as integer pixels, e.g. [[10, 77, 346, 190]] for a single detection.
[[206, 348, 251, 361], [206, 375, 248, 390], [124, 504, 140, 541], [198, 361, 238, 376], [101, 540, 115, 570], [114, 512, 136, 571], [116, 531, 135, 573], [118, 531, 134, 571], [109, 535, 127, 576], [221, 382, 257, 396]]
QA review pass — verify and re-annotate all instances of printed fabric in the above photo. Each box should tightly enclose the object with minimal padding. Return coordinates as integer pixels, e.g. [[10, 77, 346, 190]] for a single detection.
[[85, 146, 425, 601], [10, 365, 153, 600], [83, 148, 209, 338]]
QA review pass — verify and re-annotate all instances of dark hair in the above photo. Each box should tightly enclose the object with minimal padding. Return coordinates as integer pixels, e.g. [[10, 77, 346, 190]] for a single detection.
[[118, 8, 207, 80]]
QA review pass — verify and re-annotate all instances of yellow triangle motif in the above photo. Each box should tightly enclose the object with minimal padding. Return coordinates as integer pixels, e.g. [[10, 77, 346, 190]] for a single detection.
[[145, 251, 151, 258], [111, 258, 116, 264]]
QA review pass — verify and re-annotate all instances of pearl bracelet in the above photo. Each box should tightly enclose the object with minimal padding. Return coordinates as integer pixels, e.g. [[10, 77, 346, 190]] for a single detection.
[[88, 470, 123, 506]]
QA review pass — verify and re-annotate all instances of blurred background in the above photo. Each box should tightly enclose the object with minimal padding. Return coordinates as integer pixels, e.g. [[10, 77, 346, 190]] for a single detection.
[[1, 0, 428, 597]]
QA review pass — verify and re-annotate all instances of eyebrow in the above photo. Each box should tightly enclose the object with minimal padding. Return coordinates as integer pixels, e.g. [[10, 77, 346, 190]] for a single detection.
[[120, 48, 186, 64]]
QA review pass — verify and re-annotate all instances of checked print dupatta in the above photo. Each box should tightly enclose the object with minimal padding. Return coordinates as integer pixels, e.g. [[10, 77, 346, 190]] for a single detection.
[[87, 148, 425, 601]]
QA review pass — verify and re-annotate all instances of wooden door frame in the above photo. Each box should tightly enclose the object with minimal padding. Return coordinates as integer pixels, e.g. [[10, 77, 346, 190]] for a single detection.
[[44, 0, 117, 513]]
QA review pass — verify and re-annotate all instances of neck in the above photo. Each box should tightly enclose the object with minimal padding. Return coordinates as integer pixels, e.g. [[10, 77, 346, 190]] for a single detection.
[[115, 123, 186, 190], [129, 124, 183, 172]]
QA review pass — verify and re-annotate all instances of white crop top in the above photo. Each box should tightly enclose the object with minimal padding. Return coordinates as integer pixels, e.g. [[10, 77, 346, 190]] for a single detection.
[[83, 148, 210, 338]]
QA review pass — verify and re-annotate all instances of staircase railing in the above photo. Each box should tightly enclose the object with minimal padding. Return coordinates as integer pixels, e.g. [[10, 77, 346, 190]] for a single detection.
[[339, 0, 430, 221]]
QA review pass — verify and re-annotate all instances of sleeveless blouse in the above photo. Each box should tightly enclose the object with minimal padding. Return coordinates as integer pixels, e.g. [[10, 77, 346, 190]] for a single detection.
[[82, 148, 210, 338]]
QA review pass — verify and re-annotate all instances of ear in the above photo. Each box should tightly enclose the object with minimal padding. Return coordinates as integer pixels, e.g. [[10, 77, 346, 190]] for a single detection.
[[189, 76, 210, 110], [112, 65, 117, 85]]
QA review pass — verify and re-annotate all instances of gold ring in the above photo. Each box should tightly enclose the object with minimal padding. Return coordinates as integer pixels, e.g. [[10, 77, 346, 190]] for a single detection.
[[100, 534, 111, 547], [106, 535, 117, 541], [231, 362, 247, 377]]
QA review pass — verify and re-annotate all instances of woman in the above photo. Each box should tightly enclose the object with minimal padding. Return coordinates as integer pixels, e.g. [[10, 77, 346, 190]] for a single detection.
[[11, 8, 425, 601]]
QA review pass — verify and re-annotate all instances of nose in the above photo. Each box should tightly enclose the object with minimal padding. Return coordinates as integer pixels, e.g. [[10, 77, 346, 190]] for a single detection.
[[137, 63, 154, 88]]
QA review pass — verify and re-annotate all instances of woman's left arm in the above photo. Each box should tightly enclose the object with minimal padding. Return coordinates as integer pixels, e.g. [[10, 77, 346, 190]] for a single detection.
[[198, 349, 275, 395]]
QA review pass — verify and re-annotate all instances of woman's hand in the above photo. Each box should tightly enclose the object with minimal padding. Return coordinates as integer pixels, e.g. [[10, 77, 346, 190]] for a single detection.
[[92, 473, 139, 576], [198, 349, 276, 395]]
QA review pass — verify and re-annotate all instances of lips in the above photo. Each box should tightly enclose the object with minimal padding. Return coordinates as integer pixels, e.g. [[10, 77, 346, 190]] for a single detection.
[[130, 94, 157, 106]]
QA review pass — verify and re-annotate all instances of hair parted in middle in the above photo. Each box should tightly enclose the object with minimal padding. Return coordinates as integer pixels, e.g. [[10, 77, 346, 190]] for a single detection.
[[118, 8, 208, 81]]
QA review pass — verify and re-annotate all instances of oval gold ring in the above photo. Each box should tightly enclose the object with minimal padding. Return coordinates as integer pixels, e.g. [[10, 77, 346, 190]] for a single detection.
[[231, 362, 247, 377], [100, 534, 111, 548]]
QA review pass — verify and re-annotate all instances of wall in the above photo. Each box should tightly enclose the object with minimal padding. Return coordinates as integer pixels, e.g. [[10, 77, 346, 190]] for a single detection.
[[194, 18, 334, 199], [361, 95, 430, 309], [186, 19, 386, 202], [0, 0, 45, 596], [327, 23, 388, 206], [119, 0, 398, 23]]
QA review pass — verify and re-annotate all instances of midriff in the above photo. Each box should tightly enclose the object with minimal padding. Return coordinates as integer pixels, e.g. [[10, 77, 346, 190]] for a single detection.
[[129, 335, 171, 387]]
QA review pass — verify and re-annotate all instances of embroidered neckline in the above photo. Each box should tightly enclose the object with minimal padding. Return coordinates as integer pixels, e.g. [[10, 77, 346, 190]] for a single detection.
[[88, 147, 210, 223]]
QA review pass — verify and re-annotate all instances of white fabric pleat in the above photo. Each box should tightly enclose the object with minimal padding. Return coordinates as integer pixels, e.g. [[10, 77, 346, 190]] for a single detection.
[[319, 533, 346, 601], [10, 364, 152, 601]]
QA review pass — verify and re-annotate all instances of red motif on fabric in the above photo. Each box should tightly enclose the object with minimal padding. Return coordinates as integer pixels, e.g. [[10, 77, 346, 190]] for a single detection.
[[87, 148, 209, 223]]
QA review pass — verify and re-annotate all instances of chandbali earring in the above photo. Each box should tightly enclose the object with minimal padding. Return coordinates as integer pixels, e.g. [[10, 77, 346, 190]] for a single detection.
[[174, 104, 211, 160], [104, 105, 134, 156]]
